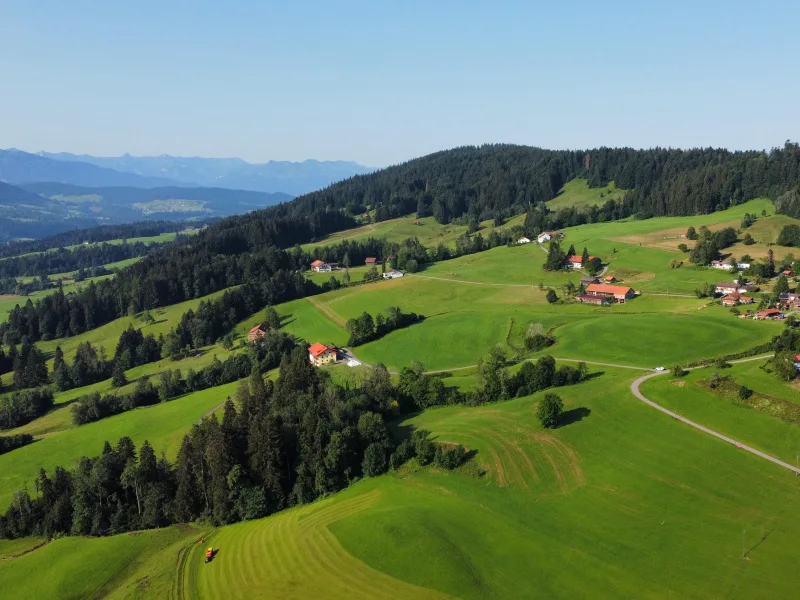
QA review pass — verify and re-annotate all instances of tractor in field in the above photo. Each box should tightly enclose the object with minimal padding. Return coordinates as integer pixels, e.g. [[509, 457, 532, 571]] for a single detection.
[[205, 547, 214, 563]]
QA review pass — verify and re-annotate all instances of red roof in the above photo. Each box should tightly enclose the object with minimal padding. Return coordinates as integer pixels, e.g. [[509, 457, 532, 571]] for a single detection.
[[567, 255, 598, 263], [365, 257, 377, 263], [310, 260, 324, 268], [309, 342, 330, 358], [758, 308, 783, 316], [783, 270, 794, 275], [249, 324, 267, 335], [586, 283, 633, 296]]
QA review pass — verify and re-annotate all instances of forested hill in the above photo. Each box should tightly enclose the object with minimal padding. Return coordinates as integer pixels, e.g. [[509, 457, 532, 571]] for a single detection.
[[271, 143, 799, 223]]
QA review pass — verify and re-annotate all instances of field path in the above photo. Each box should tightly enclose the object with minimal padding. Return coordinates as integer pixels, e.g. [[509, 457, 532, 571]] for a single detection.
[[629, 354, 800, 475], [306, 295, 348, 327]]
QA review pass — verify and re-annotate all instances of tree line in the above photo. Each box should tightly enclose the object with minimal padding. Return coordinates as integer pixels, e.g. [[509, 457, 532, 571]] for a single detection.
[[346, 307, 424, 346], [0, 434, 34, 456]]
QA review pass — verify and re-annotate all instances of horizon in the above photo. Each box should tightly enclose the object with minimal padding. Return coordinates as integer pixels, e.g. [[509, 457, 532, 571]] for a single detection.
[[1, 1, 797, 165]]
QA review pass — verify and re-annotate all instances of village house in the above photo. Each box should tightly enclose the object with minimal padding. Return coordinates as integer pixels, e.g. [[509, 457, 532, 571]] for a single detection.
[[248, 323, 270, 343], [308, 342, 338, 366], [577, 294, 611, 306], [310, 260, 332, 273], [715, 282, 755, 295], [737, 262, 751, 270], [756, 308, 784, 320], [710, 260, 734, 271], [517, 237, 531, 244], [365, 257, 377, 266], [567, 255, 599, 270], [721, 292, 754, 307], [580, 277, 600, 287], [782, 269, 795, 277], [585, 283, 636, 304], [383, 269, 404, 280], [604, 276, 617, 284], [537, 231, 563, 244], [779, 292, 800, 309]]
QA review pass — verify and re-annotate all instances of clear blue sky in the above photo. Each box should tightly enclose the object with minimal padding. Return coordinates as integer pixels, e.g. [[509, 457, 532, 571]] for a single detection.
[[1, 0, 797, 166]]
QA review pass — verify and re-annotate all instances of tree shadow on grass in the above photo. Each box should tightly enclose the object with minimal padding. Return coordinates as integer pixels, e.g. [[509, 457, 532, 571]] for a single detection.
[[560, 407, 591, 427]]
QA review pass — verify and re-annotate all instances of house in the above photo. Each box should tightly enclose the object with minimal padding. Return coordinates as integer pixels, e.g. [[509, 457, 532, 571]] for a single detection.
[[721, 292, 754, 307], [365, 257, 377, 266], [383, 270, 404, 280], [782, 269, 794, 277], [585, 283, 636, 303], [794, 354, 800, 371], [567, 255, 599, 270], [779, 292, 800, 309], [577, 294, 611, 306], [537, 231, 563, 244], [755, 308, 784, 320], [711, 260, 734, 271], [580, 277, 600, 287], [737, 262, 751, 270], [309, 342, 338, 366], [248, 323, 270, 343], [715, 282, 740, 295], [517, 237, 531, 244], [604, 276, 617, 284], [310, 260, 332, 273]]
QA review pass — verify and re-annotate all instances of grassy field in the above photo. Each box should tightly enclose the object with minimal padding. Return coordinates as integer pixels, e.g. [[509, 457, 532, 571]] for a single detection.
[[641, 362, 800, 465], [45, 367, 793, 599], [546, 178, 627, 210], [0, 526, 198, 600], [0, 381, 239, 510]]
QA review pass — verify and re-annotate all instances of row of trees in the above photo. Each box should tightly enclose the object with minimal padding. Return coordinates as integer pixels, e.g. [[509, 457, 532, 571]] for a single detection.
[[0, 434, 34, 455], [0, 388, 54, 430], [543, 241, 600, 274], [345, 307, 424, 346]]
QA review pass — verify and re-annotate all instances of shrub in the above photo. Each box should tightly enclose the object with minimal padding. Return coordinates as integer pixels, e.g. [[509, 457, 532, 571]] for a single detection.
[[537, 393, 564, 428], [546, 289, 558, 304], [672, 365, 686, 377], [738, 385, 753, 400], [434, 444, 467, 470]]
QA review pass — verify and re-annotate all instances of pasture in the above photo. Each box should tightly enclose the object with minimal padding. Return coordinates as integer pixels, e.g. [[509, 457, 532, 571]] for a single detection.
[[545, 178, 627, 210], [0, 381, 239, 510]]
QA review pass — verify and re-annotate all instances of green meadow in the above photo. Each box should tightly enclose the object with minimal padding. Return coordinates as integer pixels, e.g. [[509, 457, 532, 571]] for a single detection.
[[545, 178, 627, 210], [0, 382, 239, 510]]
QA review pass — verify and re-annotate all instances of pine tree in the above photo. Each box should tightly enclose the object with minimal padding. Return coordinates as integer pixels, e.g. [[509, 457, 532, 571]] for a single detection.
[[112, 363, 128, 388], [581, 247, 590, 265], [566, 244, 576, 257]]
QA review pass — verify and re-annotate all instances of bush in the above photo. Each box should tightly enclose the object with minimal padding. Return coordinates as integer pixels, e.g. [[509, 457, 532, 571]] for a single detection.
[[738, 385, 753, 400], [672, 365, 686, 377], [525, 333, 555, 351], [546, 289, 558, 304], [537, 393, 564, 428], [434, 444, 467, 470]]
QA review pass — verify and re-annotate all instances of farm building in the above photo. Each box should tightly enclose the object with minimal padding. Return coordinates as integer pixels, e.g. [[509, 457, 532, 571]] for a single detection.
[[383, 270, 404, 280], [721, 292, 754, 307], [248, 323, 270, 343], [715, 282, 755, 295], [365, 257, 377, 266], [604, 276, 617, 284], [580, 277, 600, 286], [782, 269, 794, 277], [779, 292, 800, 309], [537, 231, 563, 243], [737, 262, 751, 270], [567, 255, 599, 270], [710, 260, 734, 271], [585, 283, 635, 303], [310, 260, 332, 272], [517, 237, 531, 244], [577, 294, 611, 306], [755, 308, 784, 320], [309, 343, 338, 366]]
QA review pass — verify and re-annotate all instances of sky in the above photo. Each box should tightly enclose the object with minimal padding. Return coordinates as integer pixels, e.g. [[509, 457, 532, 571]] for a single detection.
[[1, 0, 798, 166]]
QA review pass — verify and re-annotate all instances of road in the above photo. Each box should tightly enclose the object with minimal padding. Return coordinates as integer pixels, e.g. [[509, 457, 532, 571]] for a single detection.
[[629, 354, 800, 475]]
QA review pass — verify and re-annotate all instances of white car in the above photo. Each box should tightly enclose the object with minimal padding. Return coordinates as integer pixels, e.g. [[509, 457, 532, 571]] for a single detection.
[[655, 366, 665, 371]]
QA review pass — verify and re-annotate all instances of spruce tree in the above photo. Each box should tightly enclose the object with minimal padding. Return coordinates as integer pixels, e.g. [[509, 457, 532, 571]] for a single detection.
[[112, 363, 128, 388]]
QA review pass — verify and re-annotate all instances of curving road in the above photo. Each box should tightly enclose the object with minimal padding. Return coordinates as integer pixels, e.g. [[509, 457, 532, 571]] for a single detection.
[[630, 355, 800, 475]]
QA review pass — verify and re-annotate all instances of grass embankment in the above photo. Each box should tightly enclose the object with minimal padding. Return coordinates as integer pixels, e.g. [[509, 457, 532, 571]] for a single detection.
[[22, 367, 800, 598]]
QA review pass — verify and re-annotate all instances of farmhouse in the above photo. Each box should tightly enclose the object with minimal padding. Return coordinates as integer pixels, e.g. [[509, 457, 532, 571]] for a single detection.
[[714, 282, 756, 295], [585, 283, 635, 303], [537, 231, 563, 243], [567, 255, 599, 270], [737, 262, 751, 270], [779, 292, 800, 309], [383, 270, 404, 279], [310, 260, 332, 273], [755, 308, 784, 320], [309, 342, 338, 366], [604, 276, 617, 284], [517, 237, 531, 244], [710, 260, 734, 271], [577, 294, 611, 306], [365, 257, 377, 266], [248, 323, 270, 343], [721, 292, 754, 307], [782, 269, 794, 277]]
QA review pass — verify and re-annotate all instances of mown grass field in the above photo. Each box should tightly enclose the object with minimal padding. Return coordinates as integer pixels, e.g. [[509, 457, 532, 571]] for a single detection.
[[545, 178, 627, 210], [27, 367, 792, 599], [0, 526, 198, 600], [0, 381, 238, 510]]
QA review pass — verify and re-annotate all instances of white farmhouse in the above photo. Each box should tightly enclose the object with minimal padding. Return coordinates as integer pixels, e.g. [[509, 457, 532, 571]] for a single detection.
[[517, 237, 531, 244]]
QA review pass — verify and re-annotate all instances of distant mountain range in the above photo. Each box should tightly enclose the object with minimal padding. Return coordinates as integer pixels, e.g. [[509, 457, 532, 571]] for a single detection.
[[37, 151, 375, 195], [0, 178, 291, 241]]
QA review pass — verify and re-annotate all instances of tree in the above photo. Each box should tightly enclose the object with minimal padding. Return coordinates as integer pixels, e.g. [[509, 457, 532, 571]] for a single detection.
[[264, 306, 281, 330], [112, 363, 128, 388], [566, 244, 576, 257], [537, 393, 564, 428], [672, 365, 686, 377], [686, 226, 697, 240], [743, 233, 755, 245], [774, 274, 790, 297], [773, 351, 798, 381], [677, 243, 689, 252], [546, 289, 558, 304], [581, 247, 590, 265], [543, 241, 567, 271], [477, 345, 509, 402]]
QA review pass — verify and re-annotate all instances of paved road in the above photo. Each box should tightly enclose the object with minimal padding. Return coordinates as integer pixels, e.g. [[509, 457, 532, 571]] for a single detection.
[[630, 355, 800, 475]]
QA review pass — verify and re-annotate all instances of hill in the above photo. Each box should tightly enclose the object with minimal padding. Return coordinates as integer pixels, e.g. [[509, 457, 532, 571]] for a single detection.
[[0, 149, 182, 188], [38, 152, 375, 195]]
